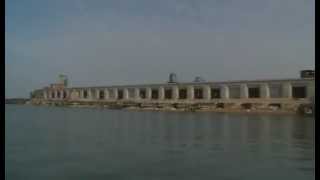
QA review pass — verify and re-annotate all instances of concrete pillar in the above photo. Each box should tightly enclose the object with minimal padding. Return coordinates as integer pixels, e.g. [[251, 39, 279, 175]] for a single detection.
[[54, 90, 58, 100], [172, 86, 179, 100], [134, 88, 140, 100], [307, 81, 315, 99], [113, 88, 118, 99], [260, 83, 270, 98], [95, 89, 100, 100], [46, 91, 50, 99], [203, 85, 211, 100], [88, 89, 92, 100], [78, 90, 81, 99], [60, 90, 64, 100], [240, 84, 249, 99], [65, 90, 70, 99], [43, 91, 48, 99], [159, 86, 165, 100], [123, 88, 129, 100], [187, 86, 194, 100], [221, 85, 229, 99], [282, 82, 292, 98], [146, 87, 152, 99], [80, 89, 84, 99], [104, 89, 109, 100]]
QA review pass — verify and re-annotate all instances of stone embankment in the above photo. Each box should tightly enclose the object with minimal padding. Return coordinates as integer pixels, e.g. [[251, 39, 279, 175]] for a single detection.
[[30, 99, 314, 116]]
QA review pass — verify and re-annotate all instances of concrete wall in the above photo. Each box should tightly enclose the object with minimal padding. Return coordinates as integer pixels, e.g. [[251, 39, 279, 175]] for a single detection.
[[38, 78, 315, 104]]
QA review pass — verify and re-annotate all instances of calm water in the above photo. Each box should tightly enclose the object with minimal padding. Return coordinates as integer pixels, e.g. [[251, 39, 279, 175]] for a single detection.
[[5, 105, 314, 180]]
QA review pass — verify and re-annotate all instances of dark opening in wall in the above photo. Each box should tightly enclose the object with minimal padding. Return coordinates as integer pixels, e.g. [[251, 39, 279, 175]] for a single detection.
[[140, 89, 146, 99], [292, 86, 307, 98], [83, 90, 88, 99], [165, 89, 172, 99], [57, 91, 61, 98], [216, 103, 224, 108], [179, 89, 187, 99], [99, 90, 105, 99], [118, 90, 123, 99], [241, 103, 252, 109], [63, 91, 67, 99], [269, 103, 281, 109], [211, 88, 220, 99], [51, 92, 55, 98], [249, 87, 260, 98], [194, 88, 203, 99], [151, 89, 159, 99]]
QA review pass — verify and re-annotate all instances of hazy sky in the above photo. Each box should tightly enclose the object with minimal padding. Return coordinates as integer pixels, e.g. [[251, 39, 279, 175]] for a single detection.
[[5, 0, 314, 98]]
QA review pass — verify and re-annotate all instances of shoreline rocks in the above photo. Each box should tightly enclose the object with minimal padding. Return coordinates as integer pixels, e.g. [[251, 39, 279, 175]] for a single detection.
[[23, 99, 314, 116]]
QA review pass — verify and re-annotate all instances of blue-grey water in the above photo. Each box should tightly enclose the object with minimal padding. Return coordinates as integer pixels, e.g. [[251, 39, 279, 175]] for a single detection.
[[5, 105, 314, 180]]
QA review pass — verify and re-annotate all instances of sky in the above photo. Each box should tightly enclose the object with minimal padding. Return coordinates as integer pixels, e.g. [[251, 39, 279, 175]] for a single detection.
[[5, 0, 314, 98]]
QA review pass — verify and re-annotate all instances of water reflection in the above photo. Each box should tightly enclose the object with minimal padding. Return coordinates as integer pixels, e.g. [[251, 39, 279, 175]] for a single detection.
[[5, 105, 314, 180]]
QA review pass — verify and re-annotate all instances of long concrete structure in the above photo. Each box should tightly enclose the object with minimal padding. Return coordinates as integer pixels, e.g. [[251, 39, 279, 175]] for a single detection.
[[30, 73, 315, 113]]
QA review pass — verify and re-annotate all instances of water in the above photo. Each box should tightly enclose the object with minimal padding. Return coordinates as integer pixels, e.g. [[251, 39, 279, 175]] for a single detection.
[[5, 105, 314, 180]]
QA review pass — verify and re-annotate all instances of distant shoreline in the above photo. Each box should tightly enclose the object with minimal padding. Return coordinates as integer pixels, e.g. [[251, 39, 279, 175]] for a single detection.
[[5, 98, 30, 105]]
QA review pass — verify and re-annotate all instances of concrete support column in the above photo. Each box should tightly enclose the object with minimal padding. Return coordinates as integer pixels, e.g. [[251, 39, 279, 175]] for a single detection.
[[146, 87, 152, 99], [203, 85, 211, 100], [88, 89, 92, 100], [113, 88, 118, 100], [159, 86, 165, 100], [78, 90, 82, 99], [187, 86, 194, 100], [307, 82, 315, 99], [282, 82, 292, 98], [172, 86, 179, 100], [260, 83, 270, 98], [123, 88, 129, 100], [221, 85, 229, 99], [95, 89, 100, 100], [65, 90, 70, 99], [69, 90, 75, 100], [104, 89, 109, 100], [43, 91, 48, 99], [60, 90, 64, 100], [47, 91, 50, 99], [134, 88, 140, 100], [80, 89, 84, 99], [240, 84, 249, 99], [54, 90, 58, 100]]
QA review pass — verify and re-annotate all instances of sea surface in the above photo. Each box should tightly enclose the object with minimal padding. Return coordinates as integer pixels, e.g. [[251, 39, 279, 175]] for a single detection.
[[5, 104, 314, 180]]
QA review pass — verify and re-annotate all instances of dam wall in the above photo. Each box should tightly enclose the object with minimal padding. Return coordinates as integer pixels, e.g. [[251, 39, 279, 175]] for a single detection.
[[30, 77, 315, 114]]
